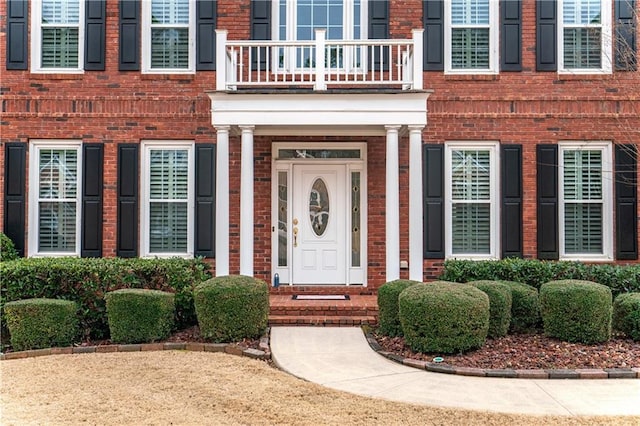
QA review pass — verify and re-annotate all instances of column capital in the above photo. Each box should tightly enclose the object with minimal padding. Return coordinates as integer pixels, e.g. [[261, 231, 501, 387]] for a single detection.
[[384, 125, 402, 132], [407, 125, 424, 133], [239, 125, 255, 132], [215, 125, 231, 133]]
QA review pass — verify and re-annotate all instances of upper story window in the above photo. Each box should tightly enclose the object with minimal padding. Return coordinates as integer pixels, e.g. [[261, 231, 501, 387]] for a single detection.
[[445, 142, 499, 259], [559, 142, 613, 260], [559, 0, 612, 73], [142, 0, 195, 73], [277, 0, 364, 41], [29, 141, 82, 256], [445, 0, 499, 73], [31, 0, 85, 73]]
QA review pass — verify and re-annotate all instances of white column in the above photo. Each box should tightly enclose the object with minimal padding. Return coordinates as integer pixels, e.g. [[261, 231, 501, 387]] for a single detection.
[[314, 29, 327, 91], [412, 29, 424, 90], [215, 125, 230, 276], [215, 30, 227, 90], [385, 125, 401, 281], [240, 125, 255, 276], [409, 125, 424, 282]]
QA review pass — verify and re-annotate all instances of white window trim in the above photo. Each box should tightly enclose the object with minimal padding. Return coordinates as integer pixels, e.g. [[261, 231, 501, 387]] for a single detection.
[[445, 141, 500, 260], [273, 0, 368, 41], [28, 140, 83, 257], [140, 141, 195, 258], [558, 141, 613, 261], [558, 0, 613, 74], [444, 0, 499, 74], [30, 0, 85, 74], [141, 0, 196, 74]]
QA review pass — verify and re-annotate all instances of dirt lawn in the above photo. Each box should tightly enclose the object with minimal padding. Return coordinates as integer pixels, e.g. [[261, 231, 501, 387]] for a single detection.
[[1, 351, 637, 425]]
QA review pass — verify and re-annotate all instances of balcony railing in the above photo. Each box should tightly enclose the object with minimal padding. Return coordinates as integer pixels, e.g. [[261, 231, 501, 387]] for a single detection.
[[216, 29, 423, 91]]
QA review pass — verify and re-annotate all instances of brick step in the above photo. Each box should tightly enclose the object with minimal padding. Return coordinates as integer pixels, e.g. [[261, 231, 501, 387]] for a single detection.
[[270, 307, 378, 316], [268, 315, 377, 326], [269, 286, 374, 296]]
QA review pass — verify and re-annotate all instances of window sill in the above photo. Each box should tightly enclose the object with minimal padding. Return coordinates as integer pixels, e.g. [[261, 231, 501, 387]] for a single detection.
[[557, 73, 612, 81], [444, 74, 500, 81]]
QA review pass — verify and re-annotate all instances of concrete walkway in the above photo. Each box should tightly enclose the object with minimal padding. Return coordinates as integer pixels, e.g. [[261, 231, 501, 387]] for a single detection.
[[270, 326, 640, 416]]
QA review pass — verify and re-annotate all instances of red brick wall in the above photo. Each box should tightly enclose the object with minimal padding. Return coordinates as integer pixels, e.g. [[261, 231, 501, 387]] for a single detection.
[[1, 0, 639, 289]]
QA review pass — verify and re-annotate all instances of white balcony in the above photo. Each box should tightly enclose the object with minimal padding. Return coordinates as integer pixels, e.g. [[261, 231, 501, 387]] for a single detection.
[[216, 29, 423, 92]]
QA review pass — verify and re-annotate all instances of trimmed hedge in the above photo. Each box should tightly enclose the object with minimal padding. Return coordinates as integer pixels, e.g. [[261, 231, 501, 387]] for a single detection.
[[398, 281, 489, 354], [468, 281, 512, 338], [500, 281, 540, 334], [4, 298, 78, 351], [194, 275, 269, 342], [1, 257, 210, 339], [440, 258, 640, 296], [540, 280, 612, 344], [105, 289, 175, 344], [0, 232, 19, 262], [377, 279, 421, 337], [613, 293, 640, 341]]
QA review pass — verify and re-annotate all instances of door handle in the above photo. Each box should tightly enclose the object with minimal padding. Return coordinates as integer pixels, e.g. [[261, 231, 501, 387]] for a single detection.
[[293, 227, 298, 247]]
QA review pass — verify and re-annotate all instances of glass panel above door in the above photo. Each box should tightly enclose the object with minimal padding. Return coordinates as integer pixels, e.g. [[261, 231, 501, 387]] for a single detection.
[[278, 149, 361, 159]]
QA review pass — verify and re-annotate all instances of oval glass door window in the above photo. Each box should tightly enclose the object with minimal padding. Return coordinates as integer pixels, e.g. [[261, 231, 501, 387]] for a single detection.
[[309, 178, 329, 236]]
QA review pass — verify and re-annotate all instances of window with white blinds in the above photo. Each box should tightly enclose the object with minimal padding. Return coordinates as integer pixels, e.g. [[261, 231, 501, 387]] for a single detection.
[[446, 0, 498, 73], [559, 0, 612, 73], [560, 144, 613, 259], [446, 143, 499, 258], [29, 142, 82, 256], [32, 0, 84, 72], [143, 0, 195, 73], [142, 143, 194, 257]]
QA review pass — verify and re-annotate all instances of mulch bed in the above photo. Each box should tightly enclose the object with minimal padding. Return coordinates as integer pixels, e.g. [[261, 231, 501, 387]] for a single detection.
[[374, 332, 640, 370]]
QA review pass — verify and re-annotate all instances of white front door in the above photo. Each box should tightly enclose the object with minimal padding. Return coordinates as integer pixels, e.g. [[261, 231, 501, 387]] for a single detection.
[[292, 164, 347, 284]]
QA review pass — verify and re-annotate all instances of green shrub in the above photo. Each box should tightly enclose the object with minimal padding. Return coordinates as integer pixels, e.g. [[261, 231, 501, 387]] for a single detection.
[[500, 281, 540, 333], [105, 289, 175, 344], [613, 293, 640, 341], [194, 275, 269, 342], [4, 298, 78, 351], [0, 232, 19, 262], [440, 258, 640, 295], [398, 281, 489, 354], [1, 257, 210, 340], [377, 279, 421, 337], [540, 280, 612, 344], [468, 281, 512, 338]]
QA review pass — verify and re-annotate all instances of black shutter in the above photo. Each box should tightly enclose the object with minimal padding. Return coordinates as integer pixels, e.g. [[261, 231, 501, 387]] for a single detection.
[[537, 145, 559, 259], [423, 0, 444, 71], [3, 143, 26, 256], [6, 0, 28, 70], [615, 144, 638, 260], [84, 0, 106, 70], [536, 0, 557, 71], [501, 0, 522, 71], [117, 144, 139, 257], [195, 145, 216, 257], [250, 0, 271, 70], [615, 0, 637, 71], [81, 144, 103, 257], [196, 0, 217, 71], [501, 145, 523, 258], [423, 144, 445, 258], [119, 0, 140, 71], [369, 0, 389, 70]]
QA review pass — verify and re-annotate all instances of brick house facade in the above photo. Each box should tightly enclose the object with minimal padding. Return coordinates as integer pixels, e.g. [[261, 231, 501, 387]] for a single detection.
[[1, 0, 638, 292]]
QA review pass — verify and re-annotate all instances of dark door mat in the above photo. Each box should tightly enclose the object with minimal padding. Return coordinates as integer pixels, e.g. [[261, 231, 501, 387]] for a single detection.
[[292, 295, 350, 300]]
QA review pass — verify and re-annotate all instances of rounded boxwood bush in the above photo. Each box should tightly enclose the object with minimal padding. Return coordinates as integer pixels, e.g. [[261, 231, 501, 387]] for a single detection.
[[105, 289, 175, 344], [4, 298, 78, 351], [194, 275, 269, 342], [540, 280, 612, 344], [398, 281, 489, 354], [613, 292, 640, 341], [500, 281, 540, 334], [468, 281, 512, 338], [377, 279, 421, 337]]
